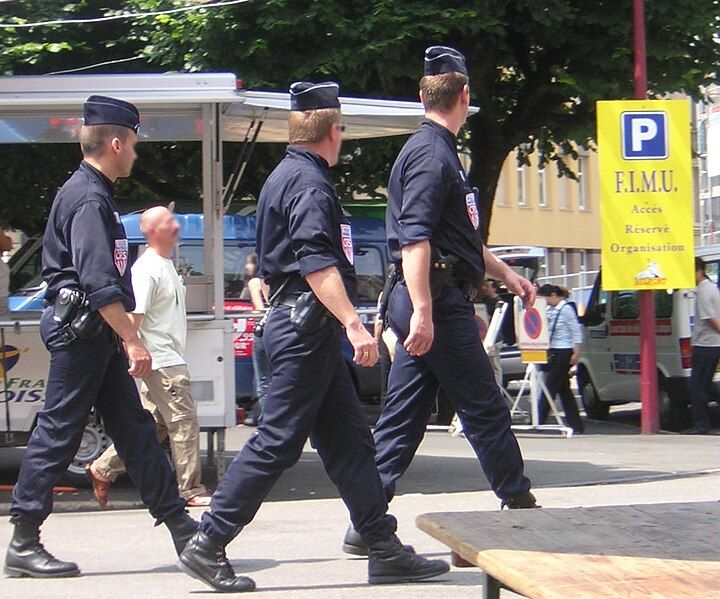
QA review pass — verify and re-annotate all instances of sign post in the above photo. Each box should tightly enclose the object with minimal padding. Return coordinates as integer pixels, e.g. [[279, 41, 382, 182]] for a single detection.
[[635, 0, 658, 434], [597, 98, 694, 432], [510, 298, 572, 437]]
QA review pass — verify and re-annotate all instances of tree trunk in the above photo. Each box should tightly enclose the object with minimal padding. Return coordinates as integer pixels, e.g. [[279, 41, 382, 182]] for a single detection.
[[467, 116, 513, 243]]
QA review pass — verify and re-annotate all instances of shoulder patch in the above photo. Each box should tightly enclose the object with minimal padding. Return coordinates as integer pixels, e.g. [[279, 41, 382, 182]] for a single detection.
[[114, 239, 129, 276], [340, 223, 354, 265]]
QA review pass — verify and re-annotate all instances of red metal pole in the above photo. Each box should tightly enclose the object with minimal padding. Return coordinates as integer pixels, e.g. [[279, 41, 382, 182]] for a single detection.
[[633, 0, 647, 98], [633, 0, 660, 434]]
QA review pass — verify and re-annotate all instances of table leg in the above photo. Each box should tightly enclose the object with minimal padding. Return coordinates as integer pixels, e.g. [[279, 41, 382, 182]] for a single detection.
[[451, 552, 474, 567], [216, 428, 226, 478], [207, 430, 215, 468], [483, 572, 501, 599]]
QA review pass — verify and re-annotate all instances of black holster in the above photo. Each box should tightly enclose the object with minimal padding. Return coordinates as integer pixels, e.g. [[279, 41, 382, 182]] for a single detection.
[[53, 288, 106, 343], [289, 291, 330, 334], [253, 311, 269, 338], [429, 247, 459, 299], [378, 264, 399, 327]]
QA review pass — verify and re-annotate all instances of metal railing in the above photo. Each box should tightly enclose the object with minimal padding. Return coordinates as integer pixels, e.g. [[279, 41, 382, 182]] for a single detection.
[[537, 270, 599, 293]]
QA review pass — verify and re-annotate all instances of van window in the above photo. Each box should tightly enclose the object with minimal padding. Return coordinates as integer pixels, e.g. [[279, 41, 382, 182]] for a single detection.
[[176, 244, 257, 299], [354, 246, 385, 303], [704, 260, 719, 285], [9, 238, 43, 293], [583, 286, 609, 327], [610, 290, 673, 320]]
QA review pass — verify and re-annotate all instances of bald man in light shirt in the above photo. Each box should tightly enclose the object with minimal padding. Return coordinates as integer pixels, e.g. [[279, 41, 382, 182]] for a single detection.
[[88, 207, 210, 507]]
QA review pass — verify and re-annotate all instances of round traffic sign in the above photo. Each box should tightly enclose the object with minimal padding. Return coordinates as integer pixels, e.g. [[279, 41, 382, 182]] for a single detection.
[[523, 308, 543, 340]]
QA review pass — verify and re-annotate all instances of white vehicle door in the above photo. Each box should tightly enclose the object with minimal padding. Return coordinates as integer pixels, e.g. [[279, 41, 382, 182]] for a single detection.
[[582, 275, 614, 397]]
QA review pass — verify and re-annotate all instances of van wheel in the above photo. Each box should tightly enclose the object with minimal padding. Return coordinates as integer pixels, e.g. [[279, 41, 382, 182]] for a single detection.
[[62, 417, 111, 487], [659, 380, 690, 432], [580, 377, 610, 421]]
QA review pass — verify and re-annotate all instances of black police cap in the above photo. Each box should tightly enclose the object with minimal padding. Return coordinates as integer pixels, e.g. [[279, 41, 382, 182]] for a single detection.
[[289, 82, 341, 112], [424, 46, 468, 76], [83, 95, 140, 133]]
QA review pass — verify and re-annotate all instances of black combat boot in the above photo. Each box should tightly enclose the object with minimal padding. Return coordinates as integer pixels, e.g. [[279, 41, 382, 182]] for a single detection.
[[342, 526, 416, 557], [166, 511, 200, 556], [179, 530, 255, 593], [368, 535, 449, 584], [500, 490, 541, 509], [4, 521, 80, 578]]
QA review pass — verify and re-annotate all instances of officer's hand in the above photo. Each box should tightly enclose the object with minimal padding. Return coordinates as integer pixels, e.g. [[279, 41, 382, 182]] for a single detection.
[[346, 320, 379, 367], [404, 308, 434, 357], [125, 338, 152, 378], [505, 272, 536, 309]]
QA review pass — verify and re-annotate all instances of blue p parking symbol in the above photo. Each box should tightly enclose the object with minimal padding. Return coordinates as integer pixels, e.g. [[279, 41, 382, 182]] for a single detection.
[[621, 111, 668, 160]]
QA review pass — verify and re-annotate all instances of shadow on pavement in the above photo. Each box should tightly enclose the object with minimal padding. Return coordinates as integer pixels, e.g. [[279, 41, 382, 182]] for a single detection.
[[0, 449, 670, 516], [1, 403, 718, 516]]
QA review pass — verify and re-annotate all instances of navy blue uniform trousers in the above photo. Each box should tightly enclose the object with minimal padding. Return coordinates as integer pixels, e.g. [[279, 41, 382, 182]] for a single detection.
[[374, 283, 531, 501], [10, 309, 185, 525], [201, 307, 397, 545]]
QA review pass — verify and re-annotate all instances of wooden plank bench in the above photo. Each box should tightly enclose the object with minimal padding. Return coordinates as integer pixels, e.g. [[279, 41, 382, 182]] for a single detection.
[[416, 502, 720, 599]]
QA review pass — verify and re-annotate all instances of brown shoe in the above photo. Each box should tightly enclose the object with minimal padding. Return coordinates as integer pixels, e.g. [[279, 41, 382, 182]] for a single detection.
[[85, 463, 111, 509], [186, 494, 212, 508]]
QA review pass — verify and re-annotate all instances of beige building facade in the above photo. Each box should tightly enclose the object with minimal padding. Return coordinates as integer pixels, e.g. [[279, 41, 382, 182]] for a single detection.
[[487, 148, 602, 285]]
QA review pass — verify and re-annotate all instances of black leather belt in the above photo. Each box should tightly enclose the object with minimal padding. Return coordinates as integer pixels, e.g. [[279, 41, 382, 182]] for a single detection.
[[270, 292, 301, 309]]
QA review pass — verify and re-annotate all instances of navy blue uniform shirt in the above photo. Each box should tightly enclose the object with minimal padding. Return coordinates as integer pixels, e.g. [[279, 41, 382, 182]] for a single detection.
[[42, 161, 135, 312], [386, 119, 485, 284], [256, 145, 357, 299]]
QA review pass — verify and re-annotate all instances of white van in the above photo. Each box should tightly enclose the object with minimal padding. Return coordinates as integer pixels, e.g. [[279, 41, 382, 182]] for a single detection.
[[578, 245, 720, 430]]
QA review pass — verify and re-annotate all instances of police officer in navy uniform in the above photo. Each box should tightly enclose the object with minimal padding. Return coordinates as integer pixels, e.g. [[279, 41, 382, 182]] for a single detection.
[[178, 82, 449, 592], [5, 96, 196, 579], [342, 47, 539, 555]]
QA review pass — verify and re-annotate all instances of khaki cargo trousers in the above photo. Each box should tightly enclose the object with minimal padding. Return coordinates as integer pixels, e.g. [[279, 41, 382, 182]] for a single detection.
[[94, 364, 206, 500]]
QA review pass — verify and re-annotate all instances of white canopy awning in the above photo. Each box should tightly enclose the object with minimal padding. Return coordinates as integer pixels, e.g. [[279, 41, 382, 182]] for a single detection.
[[0, 72, 478, 143], [236, 91, 429, 142]]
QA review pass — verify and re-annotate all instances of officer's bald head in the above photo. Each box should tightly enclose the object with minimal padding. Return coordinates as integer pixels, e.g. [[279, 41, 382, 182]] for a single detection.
[[140, 206, 180, 253]]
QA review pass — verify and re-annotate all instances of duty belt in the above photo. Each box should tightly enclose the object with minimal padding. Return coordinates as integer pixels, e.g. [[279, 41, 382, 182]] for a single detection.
[[270, 292, 302, 308]]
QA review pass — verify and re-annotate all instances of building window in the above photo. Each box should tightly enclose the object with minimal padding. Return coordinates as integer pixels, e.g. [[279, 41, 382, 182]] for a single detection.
[[538, 169, 547, 207], [557, 163, 569, 209], [579, 249, 588, 290], [560, 248, 568, 288], [517, 166, 527, 206], [577, 156, 587, 211], [495, 171, 507, 206]]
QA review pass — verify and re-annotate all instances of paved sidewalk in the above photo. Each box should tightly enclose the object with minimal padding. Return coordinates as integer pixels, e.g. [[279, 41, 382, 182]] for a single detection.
[[2, 472, 719, 598], [2, 415, 719, 597]]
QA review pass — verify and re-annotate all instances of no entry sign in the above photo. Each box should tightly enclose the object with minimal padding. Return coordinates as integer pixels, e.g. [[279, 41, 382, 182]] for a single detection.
[[515, 297, 549, 362], [523, 308, 543, 340]]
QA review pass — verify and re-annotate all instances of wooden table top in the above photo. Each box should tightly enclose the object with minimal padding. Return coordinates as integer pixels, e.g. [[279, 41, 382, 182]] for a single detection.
[[417, 502, 720, 599]]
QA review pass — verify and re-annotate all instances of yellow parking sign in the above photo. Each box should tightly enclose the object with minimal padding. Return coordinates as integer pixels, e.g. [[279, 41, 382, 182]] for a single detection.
[[597, 99, 694, 290]]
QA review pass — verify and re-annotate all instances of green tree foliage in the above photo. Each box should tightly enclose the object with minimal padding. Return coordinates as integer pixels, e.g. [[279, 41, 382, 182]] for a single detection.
[[0, 1, 718, 238]]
